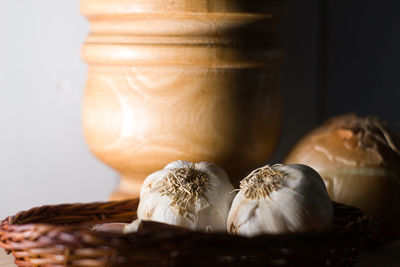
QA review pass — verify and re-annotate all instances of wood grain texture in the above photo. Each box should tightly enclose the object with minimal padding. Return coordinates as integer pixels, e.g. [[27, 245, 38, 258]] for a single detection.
[[81, 0, 284, 199], [81, 0, 283, 15]]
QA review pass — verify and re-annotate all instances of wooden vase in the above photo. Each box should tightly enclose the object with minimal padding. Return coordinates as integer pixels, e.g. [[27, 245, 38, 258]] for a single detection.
[[81, 0, 284, 200]]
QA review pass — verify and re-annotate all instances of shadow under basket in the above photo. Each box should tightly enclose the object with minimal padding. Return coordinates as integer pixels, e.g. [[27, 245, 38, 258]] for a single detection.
[[0, 199, 378, 267]]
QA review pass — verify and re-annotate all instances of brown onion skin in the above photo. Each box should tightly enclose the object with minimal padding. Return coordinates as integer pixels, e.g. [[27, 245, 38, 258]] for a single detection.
[[284, 114, 400, 238]]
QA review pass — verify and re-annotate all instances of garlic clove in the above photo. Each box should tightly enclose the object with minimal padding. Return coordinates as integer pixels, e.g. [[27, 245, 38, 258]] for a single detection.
[[163, 160, 191, 170], [139, 169, 169, 200], [227, 164, 333, 237], [133, 160, 235, 232], [124, 219, 143, 234]]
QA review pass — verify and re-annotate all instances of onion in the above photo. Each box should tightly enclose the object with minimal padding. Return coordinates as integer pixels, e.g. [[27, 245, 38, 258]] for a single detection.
[[284, 114, 400, 236]]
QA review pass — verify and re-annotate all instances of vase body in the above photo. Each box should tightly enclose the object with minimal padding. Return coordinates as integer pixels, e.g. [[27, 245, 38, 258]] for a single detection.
[[81, 0, 284, 199]]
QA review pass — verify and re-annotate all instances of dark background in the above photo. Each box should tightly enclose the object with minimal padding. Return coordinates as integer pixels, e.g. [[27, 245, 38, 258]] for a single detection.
[[273, 0, 400, 160]]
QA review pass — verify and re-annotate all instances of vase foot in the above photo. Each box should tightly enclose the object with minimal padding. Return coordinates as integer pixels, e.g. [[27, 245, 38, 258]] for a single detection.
[[110, 177, 143, 200]]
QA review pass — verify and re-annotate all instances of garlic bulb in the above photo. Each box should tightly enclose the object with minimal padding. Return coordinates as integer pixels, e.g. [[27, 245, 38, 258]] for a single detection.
[[284, 114, 400, 236], [227, 164, 333, 236], [131, 160, 235, 233]]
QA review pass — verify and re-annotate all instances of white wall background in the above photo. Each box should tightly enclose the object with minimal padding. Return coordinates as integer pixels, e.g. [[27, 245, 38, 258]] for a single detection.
[[0, 1, 117, 218]]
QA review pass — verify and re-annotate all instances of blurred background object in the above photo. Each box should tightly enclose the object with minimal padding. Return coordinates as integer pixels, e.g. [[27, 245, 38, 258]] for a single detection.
[[1, 0, 399, 219], [81, 0, 284, 200]]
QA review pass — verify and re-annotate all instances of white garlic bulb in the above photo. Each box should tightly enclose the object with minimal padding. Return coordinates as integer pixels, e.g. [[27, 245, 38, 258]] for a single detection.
[[129, 160, 235, 233], [227, 164, 333, 237]]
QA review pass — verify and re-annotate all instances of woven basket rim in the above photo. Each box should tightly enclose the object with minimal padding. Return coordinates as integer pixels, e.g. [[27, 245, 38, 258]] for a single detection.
[[0, 199, 379, 267]]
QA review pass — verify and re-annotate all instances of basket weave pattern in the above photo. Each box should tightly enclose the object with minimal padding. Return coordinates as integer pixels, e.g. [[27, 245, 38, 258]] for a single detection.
[[0, 200, 378, 267], [0, 200, 138, 266]]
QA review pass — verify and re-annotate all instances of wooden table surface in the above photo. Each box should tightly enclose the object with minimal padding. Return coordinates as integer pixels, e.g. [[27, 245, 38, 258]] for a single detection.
[[1, 239, 399, 266]]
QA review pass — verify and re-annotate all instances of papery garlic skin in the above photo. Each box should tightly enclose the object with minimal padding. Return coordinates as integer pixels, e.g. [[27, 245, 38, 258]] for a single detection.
[[132, 160, 235, 233], [227, 164, 333, 237], [284, 114, 400, 236], [123, 219, 142, 234]]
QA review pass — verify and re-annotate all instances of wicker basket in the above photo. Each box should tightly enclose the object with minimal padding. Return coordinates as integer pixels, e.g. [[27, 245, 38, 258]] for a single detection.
[[0, 199, 378, 267]]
